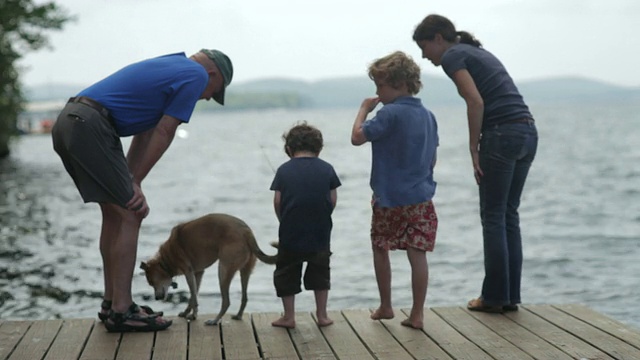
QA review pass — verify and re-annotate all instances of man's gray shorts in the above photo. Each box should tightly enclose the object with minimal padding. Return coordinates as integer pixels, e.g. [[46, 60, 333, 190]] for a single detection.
[[52, 101, 134, 208]]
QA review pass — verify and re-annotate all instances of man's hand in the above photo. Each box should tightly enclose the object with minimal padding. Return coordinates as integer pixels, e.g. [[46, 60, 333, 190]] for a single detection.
[[126, 183, 150, 218]]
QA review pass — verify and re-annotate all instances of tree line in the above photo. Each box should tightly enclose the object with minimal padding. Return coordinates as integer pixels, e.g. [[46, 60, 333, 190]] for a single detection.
[[0, 0, 71, 158]]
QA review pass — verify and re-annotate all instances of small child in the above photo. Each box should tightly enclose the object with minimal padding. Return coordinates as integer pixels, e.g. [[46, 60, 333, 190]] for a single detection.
[[270, 122, 341, 329], [350, 51, 439, 329]]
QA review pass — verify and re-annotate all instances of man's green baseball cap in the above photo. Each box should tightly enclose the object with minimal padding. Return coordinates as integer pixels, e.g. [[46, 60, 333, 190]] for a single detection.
[[200, 49, 233, 105]]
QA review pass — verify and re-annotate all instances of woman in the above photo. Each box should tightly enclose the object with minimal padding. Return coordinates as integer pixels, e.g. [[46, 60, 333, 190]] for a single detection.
[[413, 14, 538, 313]]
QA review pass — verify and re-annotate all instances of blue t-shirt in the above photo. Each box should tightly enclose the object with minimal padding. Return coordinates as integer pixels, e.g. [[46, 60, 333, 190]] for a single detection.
[[441, 44, 532, 129], [79, 53, 208, 136], [270, 157, 341, 253], [362, 96, 438, 208]]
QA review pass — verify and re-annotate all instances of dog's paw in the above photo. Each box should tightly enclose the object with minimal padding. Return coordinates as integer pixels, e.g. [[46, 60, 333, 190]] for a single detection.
[[231, 314, 243, 320], [186, 314, 197, 321], [204, 319, 219, 326], [178, 311, 188, 318]]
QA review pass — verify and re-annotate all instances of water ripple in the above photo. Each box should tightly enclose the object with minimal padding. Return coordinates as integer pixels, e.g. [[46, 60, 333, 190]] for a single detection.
[[1, 105, 639, 330]]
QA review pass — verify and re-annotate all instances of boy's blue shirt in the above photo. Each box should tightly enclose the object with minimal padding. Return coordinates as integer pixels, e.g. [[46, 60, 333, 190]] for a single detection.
[[362, 96, 438, 208]]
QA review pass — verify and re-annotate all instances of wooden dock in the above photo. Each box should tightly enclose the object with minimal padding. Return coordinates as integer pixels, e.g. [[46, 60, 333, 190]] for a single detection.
[[1, 304, 639, 359]]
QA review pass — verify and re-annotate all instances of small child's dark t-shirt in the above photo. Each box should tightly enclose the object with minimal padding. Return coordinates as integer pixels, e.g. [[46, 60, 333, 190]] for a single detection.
[[270, 157, 341, 253]]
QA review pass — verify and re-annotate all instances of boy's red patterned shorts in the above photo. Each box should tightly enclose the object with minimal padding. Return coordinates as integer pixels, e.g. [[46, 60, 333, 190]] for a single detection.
[[371, 200, 438, 252]]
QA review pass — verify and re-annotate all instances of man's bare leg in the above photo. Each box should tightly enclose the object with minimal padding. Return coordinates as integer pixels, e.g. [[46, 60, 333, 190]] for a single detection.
[[103, 203, 140, 313], [98, 204, 121, 316]]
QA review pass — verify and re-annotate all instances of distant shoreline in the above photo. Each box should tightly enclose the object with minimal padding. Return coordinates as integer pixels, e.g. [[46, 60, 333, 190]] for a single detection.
[[24, 75, 640, 111]]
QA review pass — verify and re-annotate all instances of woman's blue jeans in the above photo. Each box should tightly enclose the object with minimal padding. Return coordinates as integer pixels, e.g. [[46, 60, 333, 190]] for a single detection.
[[478, 121, 538, 306]]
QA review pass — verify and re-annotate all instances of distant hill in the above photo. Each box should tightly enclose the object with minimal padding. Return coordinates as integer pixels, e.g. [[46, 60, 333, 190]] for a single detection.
[[517, 76, 640, 104], [25, 83, 86, 102], [24, 75, 640, 111]]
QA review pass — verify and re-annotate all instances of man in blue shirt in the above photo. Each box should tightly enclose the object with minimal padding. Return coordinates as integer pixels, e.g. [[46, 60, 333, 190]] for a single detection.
[[51, 49, 233, 332]]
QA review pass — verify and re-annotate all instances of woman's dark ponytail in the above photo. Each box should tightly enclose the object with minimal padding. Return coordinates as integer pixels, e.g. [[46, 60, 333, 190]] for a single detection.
[[457, 31, 482, 47], [413, 14, 482, 48]]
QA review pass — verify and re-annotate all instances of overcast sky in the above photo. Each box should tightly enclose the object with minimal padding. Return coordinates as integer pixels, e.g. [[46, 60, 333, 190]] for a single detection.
[[19, 0, 639, 89]]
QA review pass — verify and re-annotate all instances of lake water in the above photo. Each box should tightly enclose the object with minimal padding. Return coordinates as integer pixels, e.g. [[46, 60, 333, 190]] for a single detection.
[[1, 102, 639, 330]]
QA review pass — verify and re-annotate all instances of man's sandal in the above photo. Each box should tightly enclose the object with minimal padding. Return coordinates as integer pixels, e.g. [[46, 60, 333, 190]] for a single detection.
[[104, 303, 172, 333], [98, 300, 164, 322]]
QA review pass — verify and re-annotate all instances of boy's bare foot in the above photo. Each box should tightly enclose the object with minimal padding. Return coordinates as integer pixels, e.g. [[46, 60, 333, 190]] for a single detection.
[[316, 317, 334, 327], [271, 316, 295, 329], [370, 307, 394, 320], [401, 318, 423, 329]]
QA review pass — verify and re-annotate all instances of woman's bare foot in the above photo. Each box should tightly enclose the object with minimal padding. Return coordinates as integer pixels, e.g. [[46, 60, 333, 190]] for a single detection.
[[370, 307, 394, 320], [401, 318, 423, 329], [271, 316, 296, 329]]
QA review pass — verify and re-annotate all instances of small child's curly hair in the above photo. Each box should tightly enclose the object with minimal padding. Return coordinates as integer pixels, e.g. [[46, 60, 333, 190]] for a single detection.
[[282, 121, 324, 156], [368, 51, 422, 95]]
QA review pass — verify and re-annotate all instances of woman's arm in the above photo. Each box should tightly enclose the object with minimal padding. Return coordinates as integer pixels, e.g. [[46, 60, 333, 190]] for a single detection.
[[451, 69, 484, 184]]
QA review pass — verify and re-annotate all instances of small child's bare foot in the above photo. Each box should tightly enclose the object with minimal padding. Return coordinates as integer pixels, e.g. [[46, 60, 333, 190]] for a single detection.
[[401, 318, 423, 329], [316, 317, 334, 327], [370, 307, 394, 320], [271, 317, 295, 329]]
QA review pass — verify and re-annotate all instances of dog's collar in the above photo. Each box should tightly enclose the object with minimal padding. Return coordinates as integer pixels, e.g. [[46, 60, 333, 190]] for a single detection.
[[158, 254, 178, 289], [159, 254, 174, 277]]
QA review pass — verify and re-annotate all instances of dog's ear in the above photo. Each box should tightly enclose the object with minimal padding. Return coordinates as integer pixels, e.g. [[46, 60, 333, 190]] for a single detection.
[[140, 261, 148, 271]]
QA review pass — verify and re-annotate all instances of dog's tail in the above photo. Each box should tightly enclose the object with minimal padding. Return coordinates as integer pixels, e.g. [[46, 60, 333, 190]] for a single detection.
[[248, 233, 278, 265]]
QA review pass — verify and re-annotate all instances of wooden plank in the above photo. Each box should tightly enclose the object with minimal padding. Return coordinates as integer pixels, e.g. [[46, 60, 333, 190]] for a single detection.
[[464, 307, 574, 360], [115, 331, 154, 360], [78, 324, 121, 360], [8, 319, 62, 360], [433, 307, 534, 360], [341, 309, 412, 360], [251, 312, 299, 359], [44, 319, 95, 360], [421, 309, 492, 360], [219, 315, 260, 359], [525, 305, 640, 360], [505, 306, 614, 359], [555, 304, 640, 349], [0, 305, 637, 360], [313, 311, 373, 360], [188, 318, 223, 360], [0, 320, 32, 360], [388, 309, 453, 360], [153, 317, 188, 360], [288, 312, 335, 360]]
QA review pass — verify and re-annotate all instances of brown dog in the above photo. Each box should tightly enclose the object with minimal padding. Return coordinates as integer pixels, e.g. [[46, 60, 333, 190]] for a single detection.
[[140, 213, 277, 325]]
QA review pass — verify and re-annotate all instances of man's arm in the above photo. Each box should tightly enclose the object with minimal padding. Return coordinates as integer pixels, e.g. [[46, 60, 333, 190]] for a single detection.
[[127, 115, 181, 183], [125, 115, 181, 213]]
